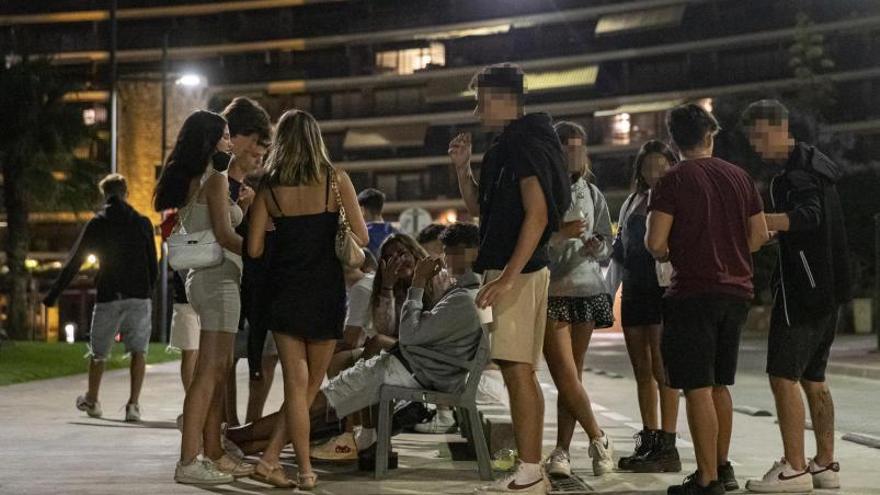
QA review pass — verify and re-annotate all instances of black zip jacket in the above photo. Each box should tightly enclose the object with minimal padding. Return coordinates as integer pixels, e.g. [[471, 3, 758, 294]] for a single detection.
[[44, 197, 158, 305], [770, 143, 851, 326]]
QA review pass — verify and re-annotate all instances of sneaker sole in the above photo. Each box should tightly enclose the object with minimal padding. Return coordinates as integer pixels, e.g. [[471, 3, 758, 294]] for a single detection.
[[745, 481, 813, 493], [592, 462, 615, 476], [629, 459, 683, 473], [174, 475, 233, 485]]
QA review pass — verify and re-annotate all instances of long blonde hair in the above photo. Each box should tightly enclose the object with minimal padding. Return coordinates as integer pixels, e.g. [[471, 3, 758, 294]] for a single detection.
[[263, 109, 333, 186]]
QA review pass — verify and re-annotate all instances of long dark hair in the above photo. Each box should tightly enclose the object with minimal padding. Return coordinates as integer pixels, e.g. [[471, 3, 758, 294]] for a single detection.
[[154, 110, 227, 211], [631, 140, 678, 194], [370, 233, 433, 310]]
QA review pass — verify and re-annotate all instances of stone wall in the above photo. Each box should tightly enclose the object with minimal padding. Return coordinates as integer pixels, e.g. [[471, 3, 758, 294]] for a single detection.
[[117, 79, 209, 225]]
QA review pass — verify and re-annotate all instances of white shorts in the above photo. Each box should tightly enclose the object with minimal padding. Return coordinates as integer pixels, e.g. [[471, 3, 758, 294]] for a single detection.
[[169, 303, 200, 351], [321, 352, 420, 418]]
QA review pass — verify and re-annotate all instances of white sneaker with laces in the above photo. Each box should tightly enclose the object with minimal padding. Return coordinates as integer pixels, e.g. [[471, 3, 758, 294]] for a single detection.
[[809, 458, 840, 489], [589, 434, 615, 476], [544, 448, 572, 478], [475, 469, 548, 494], [125, 403, 141, 422], [174, 458, 234, 485], [76, 395, 102, 418], [745, 458, 813, 493], [310, 432, 358, 461], [414, 410, 457, 434]]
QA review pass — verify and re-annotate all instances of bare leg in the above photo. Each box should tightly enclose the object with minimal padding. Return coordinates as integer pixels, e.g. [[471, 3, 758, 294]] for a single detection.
[[623, 326, 659, 430], [179, 331, 235, 464], [86, 358, 106, 403], [327, 348, 362, 379], [648, 326, 679, 433], [128, 352, 145, 405], [801, 379, 835, 466], [499, 361, 544, 464], [205, 381, 227, 461], [712, 386, 733, 466], [770, 376, 807, 470], [685, 387, 718, 486], [224, 358, 240, 427], [180, 350, 199, 392], [245, 354, 278, 424]]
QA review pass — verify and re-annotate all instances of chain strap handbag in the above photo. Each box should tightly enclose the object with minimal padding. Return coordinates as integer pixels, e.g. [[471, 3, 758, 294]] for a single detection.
[[167, 176, 224, 271], [329, 168, 366, 269]]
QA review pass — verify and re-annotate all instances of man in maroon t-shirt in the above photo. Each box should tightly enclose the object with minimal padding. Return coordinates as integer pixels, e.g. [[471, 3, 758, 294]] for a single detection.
[[646, 104, 768, 495]]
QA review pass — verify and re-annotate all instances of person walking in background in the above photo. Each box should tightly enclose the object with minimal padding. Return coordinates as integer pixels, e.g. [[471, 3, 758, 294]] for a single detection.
[[613, 140, 682, 473], [646, 104, 768, 495], [542, 121, 615, 478], [155, 110, 253, 485], [451, 63, 570, 494], [359, 188, 397, 257], [43, 174, 157, 423], [246, 109, 368, 490], [741, 100, 851, 493]]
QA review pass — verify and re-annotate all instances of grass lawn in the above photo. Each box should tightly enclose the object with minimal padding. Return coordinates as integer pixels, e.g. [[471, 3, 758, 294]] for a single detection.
[[0, 341, 179, 386]]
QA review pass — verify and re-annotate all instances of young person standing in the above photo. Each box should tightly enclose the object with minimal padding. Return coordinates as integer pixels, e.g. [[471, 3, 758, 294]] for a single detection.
[[646, 104, 768, 495], [451, 63, 570, 494], [742, 100, 850, 493], [359, 188, 397, 257]]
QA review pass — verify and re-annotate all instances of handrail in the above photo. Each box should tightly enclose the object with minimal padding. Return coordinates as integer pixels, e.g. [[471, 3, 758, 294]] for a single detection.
[[0, 0, 345, 26], [33, 0, 710, 64]]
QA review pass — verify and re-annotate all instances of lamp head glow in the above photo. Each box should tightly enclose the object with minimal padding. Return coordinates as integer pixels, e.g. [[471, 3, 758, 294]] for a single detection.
[[175, 74, 204, 87], [86, 254, 98, 265], [64, 323, 76, 344]]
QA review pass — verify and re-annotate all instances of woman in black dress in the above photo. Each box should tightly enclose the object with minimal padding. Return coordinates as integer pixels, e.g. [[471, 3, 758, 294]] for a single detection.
[[247, 110, 368, 489]]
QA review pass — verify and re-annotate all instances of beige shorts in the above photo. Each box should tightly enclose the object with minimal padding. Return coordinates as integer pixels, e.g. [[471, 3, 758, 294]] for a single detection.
[[483, 268, 550, 366], [169, 303, 200, 351]]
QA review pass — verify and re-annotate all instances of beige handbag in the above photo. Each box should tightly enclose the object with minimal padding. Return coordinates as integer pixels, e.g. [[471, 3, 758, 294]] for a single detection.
[[329, 168, 365, 269]]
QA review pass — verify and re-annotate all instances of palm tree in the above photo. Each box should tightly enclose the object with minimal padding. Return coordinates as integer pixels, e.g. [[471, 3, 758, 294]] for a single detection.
[[0, 59, 100, 339]]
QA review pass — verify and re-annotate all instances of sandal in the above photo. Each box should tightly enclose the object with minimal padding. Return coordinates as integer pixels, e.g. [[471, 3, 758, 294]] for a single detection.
[[298, 471, 318, 491], [250, 460, 296, 488]]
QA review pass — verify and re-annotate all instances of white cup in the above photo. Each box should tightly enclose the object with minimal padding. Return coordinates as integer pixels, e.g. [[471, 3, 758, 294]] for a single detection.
[[476, 305, 494, 326]]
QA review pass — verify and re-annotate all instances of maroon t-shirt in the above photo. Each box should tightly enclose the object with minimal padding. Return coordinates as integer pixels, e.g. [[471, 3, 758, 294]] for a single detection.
[[648, 157, 763, 300]]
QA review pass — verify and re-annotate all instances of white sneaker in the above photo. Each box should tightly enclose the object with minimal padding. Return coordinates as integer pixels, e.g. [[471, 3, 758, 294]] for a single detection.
[[589, 434, 615, 476], [174, 458, 234, 485], [544, 448, 572, 478], [809, 458, 841, 489], [746, 458, 813, 493], [75, 395, 102, 418], [125, 403, 141, 422], [310, 432, 358, 461], [414, 410, 457, 434], [475, 468, 549, 493]]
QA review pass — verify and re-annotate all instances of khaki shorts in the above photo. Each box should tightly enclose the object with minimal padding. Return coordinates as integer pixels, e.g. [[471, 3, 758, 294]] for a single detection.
[[483, 268, 550, 366]]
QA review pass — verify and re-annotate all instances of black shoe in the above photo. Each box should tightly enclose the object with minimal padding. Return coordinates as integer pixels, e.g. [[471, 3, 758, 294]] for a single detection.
[[630, 431, 682, 473], [717, 462, 739, 492], [357, 444, 399, 471], [618, 429, 655, 470], [668, 472, 725, 495]]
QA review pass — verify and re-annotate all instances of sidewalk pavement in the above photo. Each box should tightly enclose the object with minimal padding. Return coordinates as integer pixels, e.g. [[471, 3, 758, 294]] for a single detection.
[[1, 355, 879, 494], [825, 334, 880, 380]]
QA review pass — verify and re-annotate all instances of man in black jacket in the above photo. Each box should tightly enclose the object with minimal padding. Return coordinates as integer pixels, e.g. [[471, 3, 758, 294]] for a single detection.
[[44, 174, 158, 422], [742, 100, 851, 493]]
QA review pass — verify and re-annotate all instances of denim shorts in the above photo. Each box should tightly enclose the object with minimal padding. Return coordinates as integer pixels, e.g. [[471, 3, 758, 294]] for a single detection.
[[89, 298, 152, 360], [321, 352, 420, 418]]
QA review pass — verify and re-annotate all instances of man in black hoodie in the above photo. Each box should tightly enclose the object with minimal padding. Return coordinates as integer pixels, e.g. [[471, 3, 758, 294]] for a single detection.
[[44, 174, 158, 422], [450, 63, 570, 494], [742, 100, 851, 493]]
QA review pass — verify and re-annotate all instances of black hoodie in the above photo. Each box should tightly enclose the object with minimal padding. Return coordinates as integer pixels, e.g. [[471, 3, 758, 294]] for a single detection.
[[770, 143, 852, 326], [45, 196, 158, 305], [475, 113, 571, 274]]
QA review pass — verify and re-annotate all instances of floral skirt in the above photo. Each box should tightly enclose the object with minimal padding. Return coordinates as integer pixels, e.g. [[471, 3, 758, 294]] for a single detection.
[[548, 294, 614, 328]]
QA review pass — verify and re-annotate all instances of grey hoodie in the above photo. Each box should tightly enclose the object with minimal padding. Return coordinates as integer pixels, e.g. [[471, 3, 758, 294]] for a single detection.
[[548, 177, 613, 298], [398, 271, 486, 393]]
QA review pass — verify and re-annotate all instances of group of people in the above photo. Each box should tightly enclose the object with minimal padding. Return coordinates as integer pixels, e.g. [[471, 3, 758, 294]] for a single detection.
[[44, 62, 849, 495]]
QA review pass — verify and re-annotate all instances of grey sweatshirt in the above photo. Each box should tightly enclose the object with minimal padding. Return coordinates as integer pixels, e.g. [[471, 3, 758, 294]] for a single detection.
[[548, 177, 613, 298], [398, 271, 486, 393]]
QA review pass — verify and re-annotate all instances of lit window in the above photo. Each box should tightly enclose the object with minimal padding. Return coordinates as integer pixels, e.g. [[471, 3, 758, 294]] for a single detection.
[[376, 43, 446, 75], [82, 108, 96, 126], [595, 5, 686, 35], [612, 113, 632, 145]]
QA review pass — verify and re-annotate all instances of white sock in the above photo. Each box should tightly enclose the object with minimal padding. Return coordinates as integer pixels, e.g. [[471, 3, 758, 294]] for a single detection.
[[355, 427, 376, 451], [515, 462, 543, 484], [437, 408, 455, 422]]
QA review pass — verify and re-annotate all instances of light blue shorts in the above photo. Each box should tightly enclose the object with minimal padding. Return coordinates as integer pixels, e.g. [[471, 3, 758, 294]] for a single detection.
[[89, 298, 152, 360], [321, 352, 420, 418]]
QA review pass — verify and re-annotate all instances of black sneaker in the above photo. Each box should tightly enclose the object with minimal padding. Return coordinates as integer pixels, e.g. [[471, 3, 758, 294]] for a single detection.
[[618, 429, 655, 470], [630, 431, 682, 473], [668, 472, 725, 495], [718, 462, 739, 492]]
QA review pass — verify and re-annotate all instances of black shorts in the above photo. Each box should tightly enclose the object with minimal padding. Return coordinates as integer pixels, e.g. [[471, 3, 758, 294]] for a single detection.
[[621, 291, 664, 327], [661, 295, 750, 390], [767, 303, 840, 382]]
